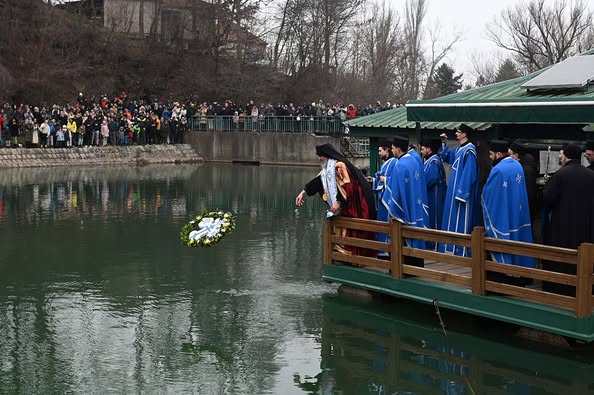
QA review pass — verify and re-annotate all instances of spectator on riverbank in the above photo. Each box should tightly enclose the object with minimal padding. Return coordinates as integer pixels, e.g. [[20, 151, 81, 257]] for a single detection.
[[39, 119, 50, 147]]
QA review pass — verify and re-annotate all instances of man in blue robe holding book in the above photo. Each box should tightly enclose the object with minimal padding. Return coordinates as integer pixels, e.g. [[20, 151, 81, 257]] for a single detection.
[[438, 124, 480, 256]]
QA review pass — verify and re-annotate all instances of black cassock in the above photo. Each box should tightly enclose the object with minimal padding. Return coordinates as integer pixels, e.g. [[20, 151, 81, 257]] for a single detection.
[[542, 161, 594, 295], [521, 153, 538, 221]]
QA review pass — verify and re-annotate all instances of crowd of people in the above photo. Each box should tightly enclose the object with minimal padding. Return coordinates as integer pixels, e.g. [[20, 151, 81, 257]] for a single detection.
[[0, 94, 401, 147], [296, 126, 594, 297], [0, 94, 190, 148], [188, 99, 399, 122]]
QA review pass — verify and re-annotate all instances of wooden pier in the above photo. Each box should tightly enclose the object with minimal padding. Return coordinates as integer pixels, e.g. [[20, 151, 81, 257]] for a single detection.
[[322, 217, 594, 342]]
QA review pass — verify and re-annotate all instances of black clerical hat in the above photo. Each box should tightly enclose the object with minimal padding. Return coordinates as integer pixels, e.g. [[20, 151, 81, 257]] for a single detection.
[[509, 140, 526, 155], [457, 123, 474, 135], [562, 143, 582, 160], [421, 138, 442, 154], [489, 140, 509, 153], [378, 140, 392, 149], [392, 135, 409, 151]]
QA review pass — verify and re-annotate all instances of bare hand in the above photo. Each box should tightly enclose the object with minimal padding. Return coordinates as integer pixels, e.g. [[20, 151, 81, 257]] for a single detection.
[[330, 202, 340, 213], [379, 175, 386, 182], [295, 191, 305, 206]]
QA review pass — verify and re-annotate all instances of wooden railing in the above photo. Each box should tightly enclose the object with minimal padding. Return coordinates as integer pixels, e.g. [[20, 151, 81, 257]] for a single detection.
[[323, 217, 594, 318]]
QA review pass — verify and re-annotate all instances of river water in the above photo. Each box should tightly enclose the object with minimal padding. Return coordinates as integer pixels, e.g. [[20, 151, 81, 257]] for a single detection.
[[0, 164, 592, 394]]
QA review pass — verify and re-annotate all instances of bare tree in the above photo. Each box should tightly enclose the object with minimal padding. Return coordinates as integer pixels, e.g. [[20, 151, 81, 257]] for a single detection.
[[268, 0, 363, 96], [393, 0, 427, 101], [469, 54, 524, 88], [357, 2, 402, 100], [487, 0, 593, 73], [420, 22, 462, 98], [469, 53, 498, 87], [389, 0, 460, 102]]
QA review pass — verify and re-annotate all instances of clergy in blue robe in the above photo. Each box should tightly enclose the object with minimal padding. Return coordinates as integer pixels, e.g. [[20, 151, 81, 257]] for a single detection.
[[373, 141, 397, 246], [438, 124, 480, 256], [482, 141, 535, 268], [408, 145, 430, 226], [382, 135, 426, 250], [421, 139, 446, 231]]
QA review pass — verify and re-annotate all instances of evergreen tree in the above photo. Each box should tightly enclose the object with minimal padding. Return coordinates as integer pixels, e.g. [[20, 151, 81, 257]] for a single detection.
[[423, 63, 463, 99], [494, 59, 521, 82]]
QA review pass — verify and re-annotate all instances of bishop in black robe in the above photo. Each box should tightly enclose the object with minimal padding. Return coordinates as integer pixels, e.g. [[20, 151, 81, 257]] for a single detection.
[[542, 143, 594, 296]]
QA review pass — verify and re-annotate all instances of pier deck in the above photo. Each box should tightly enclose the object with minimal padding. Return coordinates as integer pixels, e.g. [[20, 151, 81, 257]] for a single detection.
[[322, 217, 594, 342]]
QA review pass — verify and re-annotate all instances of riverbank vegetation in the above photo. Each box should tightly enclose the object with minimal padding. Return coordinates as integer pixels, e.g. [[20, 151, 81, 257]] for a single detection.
[[1, 0, 592, 105]]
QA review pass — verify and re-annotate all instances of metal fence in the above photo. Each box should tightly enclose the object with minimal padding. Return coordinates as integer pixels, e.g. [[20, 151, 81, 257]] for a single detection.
[[187, 115, 346, 134], [342, 136, 370, 157], [187, 115, 369, 157]]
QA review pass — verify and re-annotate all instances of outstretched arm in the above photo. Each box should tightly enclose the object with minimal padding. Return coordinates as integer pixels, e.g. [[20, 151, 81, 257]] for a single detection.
[[295, 190, 306, 206], [297, 175, 323, 206]]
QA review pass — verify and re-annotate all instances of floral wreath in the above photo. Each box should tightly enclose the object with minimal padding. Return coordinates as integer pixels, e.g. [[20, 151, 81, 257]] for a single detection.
[[180, 211, 236, 247]]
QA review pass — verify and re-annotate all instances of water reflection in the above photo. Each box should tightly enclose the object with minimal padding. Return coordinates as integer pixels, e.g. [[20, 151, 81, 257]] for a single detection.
[[0, 166, 198, 225], [0, 164, 332, 394], [0, 164, 317, 226], [309, 295, 594, 394], [2, 164, 592, 394]]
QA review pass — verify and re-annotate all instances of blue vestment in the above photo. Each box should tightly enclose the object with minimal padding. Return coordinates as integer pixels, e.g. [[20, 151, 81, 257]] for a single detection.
[[409, 149, 430, 225], [409, 148, 424, 173], [482, 157, 535, 267], [439, 142, 479, 256], [424, 154, 446, 230], [373, 157, 397, 244], [382, 153, 426, 249]]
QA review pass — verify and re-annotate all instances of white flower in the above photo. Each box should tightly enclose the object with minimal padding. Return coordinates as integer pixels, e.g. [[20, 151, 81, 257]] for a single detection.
[[196, 217, 224, 238], [189, 230, 200, 240], [199, 217, 215, 228]]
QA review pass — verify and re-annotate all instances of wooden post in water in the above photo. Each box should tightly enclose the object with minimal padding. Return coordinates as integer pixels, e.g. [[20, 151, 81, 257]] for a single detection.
[[323, 219, 332, 264], [471, 227, 486, 296], [575, 243, 594, 318], [390, 220, 403, 279]]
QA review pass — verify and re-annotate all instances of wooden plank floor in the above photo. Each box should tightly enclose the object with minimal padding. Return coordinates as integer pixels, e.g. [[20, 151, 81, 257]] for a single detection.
[[425, 261, 471, 276], [350, 259, 543, 290], [425, 260, 542, 290]]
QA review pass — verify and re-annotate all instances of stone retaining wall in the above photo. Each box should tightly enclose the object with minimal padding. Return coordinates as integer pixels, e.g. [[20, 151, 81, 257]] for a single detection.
[[186, 131, 344, 166], [0, 145, 202, 168]]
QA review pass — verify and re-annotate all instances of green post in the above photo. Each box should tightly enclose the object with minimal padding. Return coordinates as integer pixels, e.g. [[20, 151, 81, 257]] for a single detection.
[[369, 137, 379, 175]]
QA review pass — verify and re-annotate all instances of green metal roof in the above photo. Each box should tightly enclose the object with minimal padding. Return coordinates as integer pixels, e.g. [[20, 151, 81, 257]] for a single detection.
[[344, 106, 491, 131], [407, 49, 594, 123]]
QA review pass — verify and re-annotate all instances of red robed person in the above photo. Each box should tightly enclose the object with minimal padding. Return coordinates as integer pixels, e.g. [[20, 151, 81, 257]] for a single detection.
[[295, 143, 376, 255]]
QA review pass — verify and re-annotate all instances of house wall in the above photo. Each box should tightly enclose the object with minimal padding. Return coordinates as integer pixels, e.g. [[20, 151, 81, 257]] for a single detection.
[[104, 0, 214, 43], [104, 0, 157, 36]]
